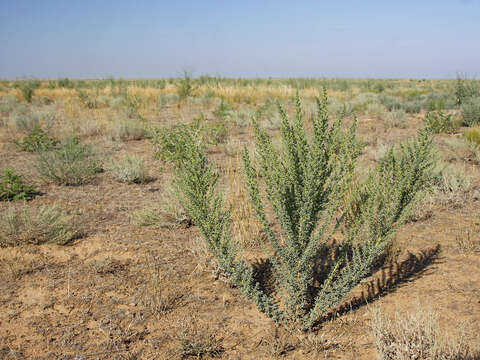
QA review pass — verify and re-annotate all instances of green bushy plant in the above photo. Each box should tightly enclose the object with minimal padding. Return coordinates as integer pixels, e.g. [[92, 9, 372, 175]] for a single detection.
[[455, 75, 480, 105], [0, 169, 39, 201], [18, 80, 41, 103], [34, 137, 102, 185], [192, 114, 227, 145], [213, 101, 230, 119], [175, 70, 195, 100], [57, 78, 75, 88], [171, 91, 435, 329], [14, 125, 58, 152], [151, 115, 226, 161], [423, 111, 459, 134], [151, 123, 202, 162], [380, 95, 402, 111], [461, 97, 480, 126], [402, 100, 423, 114]]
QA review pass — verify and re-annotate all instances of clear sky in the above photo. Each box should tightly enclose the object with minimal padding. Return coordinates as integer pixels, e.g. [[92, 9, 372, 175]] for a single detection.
[[0, 0, 479, 79]]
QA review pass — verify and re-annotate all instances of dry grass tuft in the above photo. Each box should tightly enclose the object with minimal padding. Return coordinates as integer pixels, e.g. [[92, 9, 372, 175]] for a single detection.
[[0, 204, 79, 247], [225, 157, 264, 247], [455, 229, 480, 254], [176, 320, 223, 359], [370, 305, 480, 360], [108, 153, 150, 184], [141, 258, 184, 319]]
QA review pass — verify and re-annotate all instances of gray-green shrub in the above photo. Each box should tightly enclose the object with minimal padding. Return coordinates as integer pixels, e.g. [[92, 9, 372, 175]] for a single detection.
[[35, 137, 102, 185], [455, 75, 480, 105], [461, 97, 480, 126], [171, 91, 435, 329]]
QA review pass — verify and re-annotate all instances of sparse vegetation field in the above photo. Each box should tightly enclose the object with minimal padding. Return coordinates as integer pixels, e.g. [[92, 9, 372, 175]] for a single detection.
[[0, 77, 479, 359]]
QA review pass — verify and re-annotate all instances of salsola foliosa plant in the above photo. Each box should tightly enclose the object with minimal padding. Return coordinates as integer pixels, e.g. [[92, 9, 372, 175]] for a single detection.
[[172, 90, 435, 330]]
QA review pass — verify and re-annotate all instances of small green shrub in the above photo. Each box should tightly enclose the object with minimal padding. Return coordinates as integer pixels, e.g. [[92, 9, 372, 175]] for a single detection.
[[402, 100, 423, 114], [0, 169, 39, 201], [0, 204, 79, 247], [151, 114, 226, 161], [123, 94, 144, 120], [172, 92, 435, 329], [14, 125, 58, 152], [380, 95, 402, 111], [151, 124, 201, 163], [108, 154, 149, 184], [455, 75, 480, 105], [19, 81, 40, 103], [461, 97, 480, 126], [57, 78, 74, 88], [34, 137, 102, 185], [213, 101, 230, 119], [175, 70, 195, 100], [423, 111, 459, 134], [425, 93, 457, 111], [198, 118, 227, 145]]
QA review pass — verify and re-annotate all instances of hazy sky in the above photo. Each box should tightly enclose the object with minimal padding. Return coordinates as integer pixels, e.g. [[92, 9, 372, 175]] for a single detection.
[[0, 0, 479, 79]]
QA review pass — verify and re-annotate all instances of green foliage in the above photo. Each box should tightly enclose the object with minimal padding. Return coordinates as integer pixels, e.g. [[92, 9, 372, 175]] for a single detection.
[[423, 111, 459, 134], [14, 125, 58, 152], [345, 129, 435, 252], [171, 91, 435, 329], [0, 169, 38, 201], [461, 97, 480, 126], [0, 204, 79, 247], [192, 113, 227, 145], [455, 75, 480, 105], [19, 80, 41, 103], [213, 101, 230, 119], [151, 115, 227, 161], [34, 137, 102, 185], [175, 70, 196, 100], [151, 124, 202, 163], [123, 94, 144, 120], [402, 100, 422, 114], [57, 78, 74, 88], [380, 95, 402, 111], [425, 93, 457, 111]]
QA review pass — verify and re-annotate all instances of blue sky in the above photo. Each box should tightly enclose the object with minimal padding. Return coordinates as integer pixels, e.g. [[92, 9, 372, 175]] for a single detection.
[[0, 0, 479, 79]]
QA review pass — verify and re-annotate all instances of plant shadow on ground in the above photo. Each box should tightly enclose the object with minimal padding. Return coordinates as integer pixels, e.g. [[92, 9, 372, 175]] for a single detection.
[[250, 243, 441, 328]]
